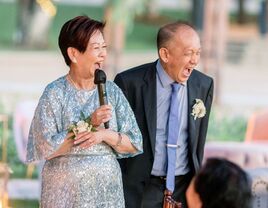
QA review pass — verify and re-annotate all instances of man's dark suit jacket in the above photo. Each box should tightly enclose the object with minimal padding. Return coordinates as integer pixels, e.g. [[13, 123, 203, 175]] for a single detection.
[[114, 60, 214, 198]]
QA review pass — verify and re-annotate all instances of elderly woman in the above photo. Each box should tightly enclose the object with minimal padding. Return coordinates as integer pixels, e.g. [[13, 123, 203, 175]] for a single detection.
[[26, 15, 143, 208]]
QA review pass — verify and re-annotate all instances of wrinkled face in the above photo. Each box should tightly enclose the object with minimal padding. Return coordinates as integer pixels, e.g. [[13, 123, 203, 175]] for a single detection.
[[73, 30, 107, 78], [186, 178, 202, 208], [160, 28, 201, 83]]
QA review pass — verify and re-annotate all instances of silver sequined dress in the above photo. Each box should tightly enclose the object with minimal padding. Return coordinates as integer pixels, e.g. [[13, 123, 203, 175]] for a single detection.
[[26, 75, 143, 208]]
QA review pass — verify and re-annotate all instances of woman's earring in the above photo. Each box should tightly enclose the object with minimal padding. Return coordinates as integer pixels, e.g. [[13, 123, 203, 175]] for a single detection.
[[72, 58, 77, 63]]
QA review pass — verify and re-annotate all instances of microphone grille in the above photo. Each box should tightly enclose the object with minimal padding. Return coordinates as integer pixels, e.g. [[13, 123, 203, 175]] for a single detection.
[[94, 69, 107, 84]]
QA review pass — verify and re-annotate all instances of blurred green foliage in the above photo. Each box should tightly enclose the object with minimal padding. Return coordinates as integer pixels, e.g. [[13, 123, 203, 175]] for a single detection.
[[207, 109, 247, 142], [126, 9, 190, 50], [0, 2, 189, 50], [0, 2, 17, 48], [9, 199, 39, 208], [0, 114, 38, 179], [229, 12, 258, 24], [49, 5, 104, 49], [0, 1, 260, 51]]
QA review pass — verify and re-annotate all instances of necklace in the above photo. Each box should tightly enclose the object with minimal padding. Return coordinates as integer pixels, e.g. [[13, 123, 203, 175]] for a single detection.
[[67, 73, 96, 91], [67, 73, 95, 104], [67, 73, 81, 90]]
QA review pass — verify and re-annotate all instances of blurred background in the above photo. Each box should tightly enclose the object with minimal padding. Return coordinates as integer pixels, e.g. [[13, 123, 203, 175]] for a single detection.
[[0, 0, 268, 207]]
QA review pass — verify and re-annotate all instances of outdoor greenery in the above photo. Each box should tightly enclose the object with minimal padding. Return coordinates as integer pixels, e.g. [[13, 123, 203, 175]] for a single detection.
[[0, 115, 39, 179], [0, 2, 17, 48], [207, 109, 247, 142], [0, 1, 259, 50], [9, 199, 39, 208], [0, 2, 189, 50]]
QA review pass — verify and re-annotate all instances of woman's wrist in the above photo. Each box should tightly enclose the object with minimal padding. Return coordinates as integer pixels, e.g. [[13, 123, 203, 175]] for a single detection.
[[100, 130, 123, 148], [114, 132, 122, 147]]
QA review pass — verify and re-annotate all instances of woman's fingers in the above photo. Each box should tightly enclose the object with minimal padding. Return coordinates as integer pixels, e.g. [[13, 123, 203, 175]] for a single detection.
[[102, 116, 111, 123], [75, 131, 103, 148], [74, 132, 96, 146], [100, 104, 112, 111], [91, 105, 112, 126], [79, 139, 94, 148], [74, 131, 92, 145]]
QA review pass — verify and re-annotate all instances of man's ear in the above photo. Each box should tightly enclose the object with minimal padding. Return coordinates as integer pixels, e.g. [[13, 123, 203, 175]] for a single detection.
[[67, 47, 78, 63], [159, 48, 169, 63]]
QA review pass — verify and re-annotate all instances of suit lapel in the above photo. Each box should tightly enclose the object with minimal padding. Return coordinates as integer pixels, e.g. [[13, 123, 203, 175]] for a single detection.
[[142, 64, 157, 155], [187, 71, 200, 152]]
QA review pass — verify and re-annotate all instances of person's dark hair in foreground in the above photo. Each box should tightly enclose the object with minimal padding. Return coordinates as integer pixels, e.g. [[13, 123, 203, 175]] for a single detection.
[[186, 158, 252, 208]]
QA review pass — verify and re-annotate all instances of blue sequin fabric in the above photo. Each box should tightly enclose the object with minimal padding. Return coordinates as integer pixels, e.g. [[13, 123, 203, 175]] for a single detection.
[[26, 75, 143, 208]]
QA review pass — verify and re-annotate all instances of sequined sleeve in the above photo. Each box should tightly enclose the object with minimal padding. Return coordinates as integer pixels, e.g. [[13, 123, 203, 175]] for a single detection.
[[108, 81, 143, 158], [26, 84, 67, 163]]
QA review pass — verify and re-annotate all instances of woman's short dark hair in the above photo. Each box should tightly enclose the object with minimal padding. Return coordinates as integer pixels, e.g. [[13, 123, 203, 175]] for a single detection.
[[58, 15, 105, 66], [195, 158, 252, 208]]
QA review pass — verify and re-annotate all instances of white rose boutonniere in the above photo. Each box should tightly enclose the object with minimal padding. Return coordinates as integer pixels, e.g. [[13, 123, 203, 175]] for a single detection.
[[191, 99, 206, 120], [68, 112, 97, 138]]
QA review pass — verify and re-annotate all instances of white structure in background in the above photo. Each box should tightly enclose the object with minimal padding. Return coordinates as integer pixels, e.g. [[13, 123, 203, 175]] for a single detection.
[[13, 100, 37, 163]]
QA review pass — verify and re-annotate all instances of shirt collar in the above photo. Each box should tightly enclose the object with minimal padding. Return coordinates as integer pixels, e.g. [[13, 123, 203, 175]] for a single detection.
[[156, 60, 187, 88], [156, 60, 173, 88]]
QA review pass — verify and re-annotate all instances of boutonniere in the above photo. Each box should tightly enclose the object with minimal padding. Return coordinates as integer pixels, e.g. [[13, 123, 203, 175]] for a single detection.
[[191, 99, 206, 120]]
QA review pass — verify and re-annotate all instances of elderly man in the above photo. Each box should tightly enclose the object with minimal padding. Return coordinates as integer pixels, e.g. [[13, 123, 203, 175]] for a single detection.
[[114, 21, 214, 208]]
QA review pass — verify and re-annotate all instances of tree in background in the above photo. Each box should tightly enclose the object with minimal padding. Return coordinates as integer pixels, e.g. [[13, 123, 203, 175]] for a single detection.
[[238, 0, 246, 24], [144, 0, 158, 19], [104, 0, 146, 77], [259, 0, 268, 37], [192, 0, 204, 31], [14, 0, 35, 45], [202, 0, 229, 104], [14, 0, 56, 48]]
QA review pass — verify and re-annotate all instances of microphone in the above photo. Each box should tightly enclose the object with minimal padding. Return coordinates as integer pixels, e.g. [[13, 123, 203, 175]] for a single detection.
[[94, 69, 109, 129]]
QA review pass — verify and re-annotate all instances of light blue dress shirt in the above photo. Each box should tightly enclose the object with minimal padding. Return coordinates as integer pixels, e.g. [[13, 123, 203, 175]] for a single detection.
[[151, 60, 190, 176]]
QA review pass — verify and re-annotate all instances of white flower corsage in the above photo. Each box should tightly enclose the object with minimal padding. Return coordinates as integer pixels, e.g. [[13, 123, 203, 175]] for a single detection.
[[68, 112, 97, 137], [191, 99, 206, 120]]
